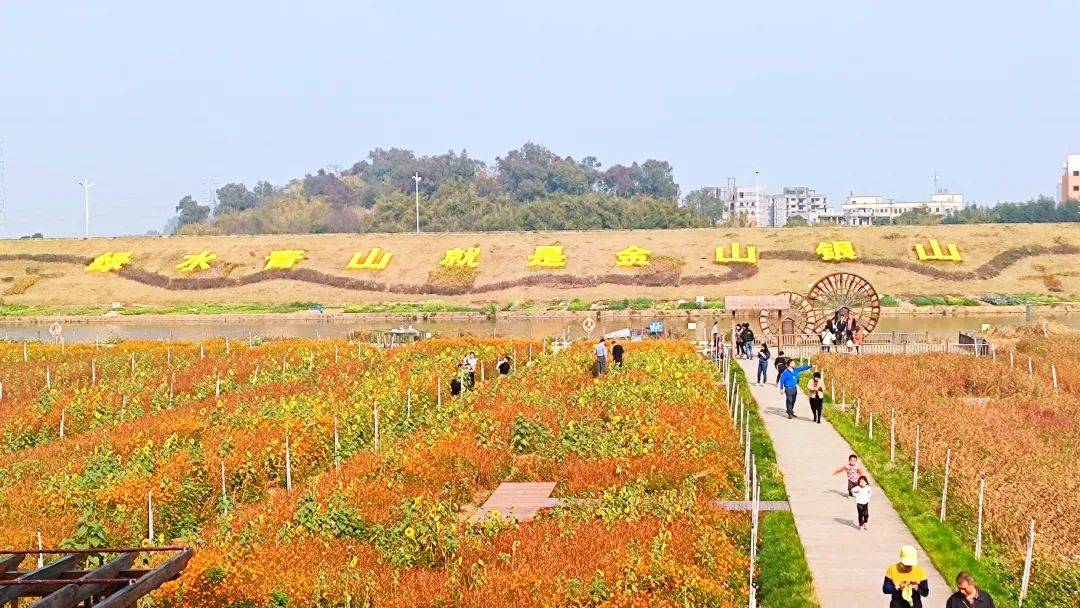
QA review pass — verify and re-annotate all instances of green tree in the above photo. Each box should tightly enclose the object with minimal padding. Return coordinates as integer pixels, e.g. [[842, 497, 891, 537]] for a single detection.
[[683, 188, 725, 225], [784, 215, 808, 227], [174, 195, 211, 229], [214, 183, 259, 215]]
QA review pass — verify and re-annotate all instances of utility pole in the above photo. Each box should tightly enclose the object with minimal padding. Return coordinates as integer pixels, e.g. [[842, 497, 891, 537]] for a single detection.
[[412, 172, 422, 234], [77, 179, 94, 238], [754, 167, 761, 227]]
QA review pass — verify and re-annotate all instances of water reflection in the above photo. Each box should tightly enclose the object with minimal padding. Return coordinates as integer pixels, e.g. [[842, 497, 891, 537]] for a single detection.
[[1, 312, 1075, 343]]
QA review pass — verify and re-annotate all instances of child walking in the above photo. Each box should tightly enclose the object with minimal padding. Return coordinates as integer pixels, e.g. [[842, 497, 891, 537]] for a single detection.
[[807, 371, 825, 423], [851, 475, 871, 530]]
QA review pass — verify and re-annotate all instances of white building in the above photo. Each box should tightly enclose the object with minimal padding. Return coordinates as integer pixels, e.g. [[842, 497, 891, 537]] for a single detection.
[[767, 186, 829, 226], [838, 192, 965, 226], [711, 185, 768, 226]]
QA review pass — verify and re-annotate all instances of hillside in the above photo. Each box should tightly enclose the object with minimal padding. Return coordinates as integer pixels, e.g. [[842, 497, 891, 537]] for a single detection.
[[0, 223, 1077, 308]]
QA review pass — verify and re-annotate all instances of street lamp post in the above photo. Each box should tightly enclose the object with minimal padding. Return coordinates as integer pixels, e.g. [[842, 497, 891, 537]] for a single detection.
[[754, 168, 761, 227], [412, 172, 422, 234], [77, 179, 94, 238]]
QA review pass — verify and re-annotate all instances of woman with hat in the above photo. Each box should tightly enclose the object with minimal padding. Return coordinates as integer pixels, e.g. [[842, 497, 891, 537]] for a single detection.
[[882, 545, 930, 607]]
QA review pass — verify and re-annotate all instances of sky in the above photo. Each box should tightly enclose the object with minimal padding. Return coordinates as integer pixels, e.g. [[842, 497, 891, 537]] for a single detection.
[[1, 1, 1078, 238]]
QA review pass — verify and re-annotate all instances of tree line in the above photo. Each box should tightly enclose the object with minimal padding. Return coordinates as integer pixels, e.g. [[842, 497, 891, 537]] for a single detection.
[[168, 143, 1078, 234]]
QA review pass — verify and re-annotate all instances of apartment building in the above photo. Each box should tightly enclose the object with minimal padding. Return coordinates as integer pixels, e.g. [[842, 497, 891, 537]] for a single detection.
[[711, 185, 768, 226], [1063, 154, 1080, 203], [767, 186, 828, 226]]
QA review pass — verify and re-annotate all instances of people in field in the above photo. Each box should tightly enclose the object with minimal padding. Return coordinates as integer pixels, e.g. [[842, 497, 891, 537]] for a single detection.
[[834, 454, 867, 497], [450, 366, 463, 397], [464, 351, 478, 386], [821, 325, 835, 353], [773, 350, 789, 386], [756, 343, 771, 385], [946, 572, 995, 608], [735, 324, 745, 359], [594, 338, 608, 376], [497, 354, 511, 375], [853, 326, 865, 354], [883, 545, 930, 608], [779, 359, 813, 419], [611, 340, 624, 368], [807, 371, 825, 423], [851, 475, 871, 530]]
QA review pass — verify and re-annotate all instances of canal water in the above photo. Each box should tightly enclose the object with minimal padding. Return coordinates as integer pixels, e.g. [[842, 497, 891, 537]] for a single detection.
[[1, 312, 1075, 343]]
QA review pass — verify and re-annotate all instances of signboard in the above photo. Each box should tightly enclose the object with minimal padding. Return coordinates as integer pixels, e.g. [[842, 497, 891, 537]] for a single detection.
[[648, 321, 665, 335], [582, 317, 596, 334]]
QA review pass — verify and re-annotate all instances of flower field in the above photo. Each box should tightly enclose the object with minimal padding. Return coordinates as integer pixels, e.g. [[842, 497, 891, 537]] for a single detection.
[[816, 328, 1079, 607], [0, 338, 753, 607]]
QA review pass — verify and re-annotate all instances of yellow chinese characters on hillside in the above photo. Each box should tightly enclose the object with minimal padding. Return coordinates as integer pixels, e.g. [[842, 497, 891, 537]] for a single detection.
[[348, 247, 393, 270], [815, 240, 857, 262], [615, 245, 651, 267], [264, 249, 306, 270], [175, 251, 217, 273], [714, 242, 758, 264], [527, 245, 566, 268], [85, 252, 133, 273], [914, 239, 962, 262], [440, 247, 480, 268]]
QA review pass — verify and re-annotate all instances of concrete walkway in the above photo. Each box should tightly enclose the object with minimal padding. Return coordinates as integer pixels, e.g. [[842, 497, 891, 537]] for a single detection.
[[737, 359, 949, 608]]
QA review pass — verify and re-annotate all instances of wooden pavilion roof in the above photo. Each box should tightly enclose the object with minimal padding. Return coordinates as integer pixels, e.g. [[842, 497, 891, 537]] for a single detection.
[[724, 295, 791, 311]]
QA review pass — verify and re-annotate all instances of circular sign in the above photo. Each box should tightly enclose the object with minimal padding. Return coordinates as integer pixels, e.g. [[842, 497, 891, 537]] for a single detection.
[[582, 317, 596, 334], [49, 322, 63, 338]]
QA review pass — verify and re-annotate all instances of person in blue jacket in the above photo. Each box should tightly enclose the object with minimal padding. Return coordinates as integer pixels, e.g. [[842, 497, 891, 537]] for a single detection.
[[778, 359, 814, 419]]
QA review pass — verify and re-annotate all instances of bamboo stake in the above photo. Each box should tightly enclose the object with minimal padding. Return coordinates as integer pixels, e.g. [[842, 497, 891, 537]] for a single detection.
[[1027, 356, 1032, 376], [333, 416, 341, 471], [215, 373, 221, 397], [23, 341, 28, 362], [37, 529, 44, 568], [975, 476, 985, 559], [130, 353, 136, 375], [1052, 364, 1058, 390], [252, 364, 260, 385], [147, 490, 154, 542], [868, 412, 873, 440], [1010, 350, 1014, 368], [334, 346, 339, 364], [167, 345, 171, 366], [59, 408, 66, 439], [1019, 518, 1035, 606], [912, 424, 921, 490], [406, 389, 412, 419], [221, 459, 229, 515], [743, 428, 751, 501], [91, 358, 96, 384], [373, 403, 381, 453], [46, 365, 51, 390], [200, 342, 205, 359], [282, 356, 287, 375], [0, 381, 4, 401], [285, 433, 293, 491], [939, 448, 951, 521], [437, 378, 442, 410]]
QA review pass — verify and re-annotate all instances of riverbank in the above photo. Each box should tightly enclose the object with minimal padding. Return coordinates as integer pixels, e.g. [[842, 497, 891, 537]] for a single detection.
[[1, 302, 1077, 326]]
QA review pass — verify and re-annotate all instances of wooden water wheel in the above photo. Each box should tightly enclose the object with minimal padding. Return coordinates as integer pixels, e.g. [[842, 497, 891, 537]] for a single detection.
[[758, 291, 813, 338], [804, 272, 881, 334]]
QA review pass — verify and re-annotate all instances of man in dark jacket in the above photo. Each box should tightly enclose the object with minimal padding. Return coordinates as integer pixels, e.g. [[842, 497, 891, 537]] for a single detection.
[[741, 325, 755, 358], [945, 572, 995, 608], [773, 350, 788, 385]]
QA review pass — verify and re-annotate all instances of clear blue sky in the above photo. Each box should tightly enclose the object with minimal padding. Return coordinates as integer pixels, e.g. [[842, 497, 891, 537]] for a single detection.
[[1, 1, 1077, 237]]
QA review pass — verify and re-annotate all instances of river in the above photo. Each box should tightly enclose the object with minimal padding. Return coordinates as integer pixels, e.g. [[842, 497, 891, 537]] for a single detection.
[[1, 311, 1075, 343]]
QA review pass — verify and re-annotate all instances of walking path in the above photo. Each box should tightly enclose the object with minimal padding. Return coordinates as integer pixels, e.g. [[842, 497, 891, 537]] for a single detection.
[[736, 359, 949, 608]]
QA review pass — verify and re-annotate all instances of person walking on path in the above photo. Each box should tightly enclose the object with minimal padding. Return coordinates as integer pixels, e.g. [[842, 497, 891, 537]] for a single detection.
[[945, 572, 995, 608], [594, 338, 608, 376], [611, 340, 624, 368], [756, 343, 771, 385], [711, 322, 721, 359], [807, 371, 825, 423], [853, 326, 865, 354], [779, 360, 813, 419], [882, 545, 930, 608], [834, 453, 867, 497], [851, 475, 871, 530], [773, 350, 789, 386], [735, 324, 745, 359]]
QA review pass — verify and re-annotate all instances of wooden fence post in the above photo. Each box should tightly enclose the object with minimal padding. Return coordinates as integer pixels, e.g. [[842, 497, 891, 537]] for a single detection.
[[975, 476, 985, 559], [130, 353, 136, 375], [855, 400, 861, 426], [36, 529, 44, 568], [200, 342, 205, 359], [334, 346, 339, 364], [215, 373, 221, 397], [1009, 350, 1014, 368], [225, 336, 230, 354], [868, 412, 873, 440], [23, 341, 28, 362], [91, 358, 97, 384], [889, 407, 896, 464], [147, 490, 154, 542], [1019, 518, 1036, 606], [59, 407, 66, 439], [1027, 356, 1032, 376], [1051, 364, 1058, 391], [912, 424, 920, 490], [743, 429, 751, 501], [939, 448, 951, 521], [46, 365, 51, 390]]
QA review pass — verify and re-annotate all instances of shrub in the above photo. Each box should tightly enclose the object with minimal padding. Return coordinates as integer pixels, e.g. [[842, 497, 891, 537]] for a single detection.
[[944, 295, 980, 306], [629, 297, 653, 310], [879, 295, 900, 307], [605, 299, 630, 311], [567, 298, 592, 312]]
